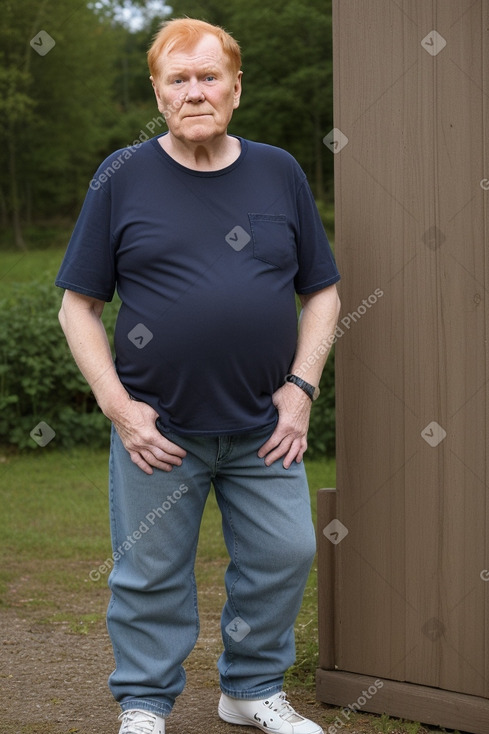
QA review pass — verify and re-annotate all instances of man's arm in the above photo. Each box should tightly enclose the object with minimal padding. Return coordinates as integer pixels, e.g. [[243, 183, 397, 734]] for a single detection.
[[58, 289, 186, 474], [258, 283, 341, 468]]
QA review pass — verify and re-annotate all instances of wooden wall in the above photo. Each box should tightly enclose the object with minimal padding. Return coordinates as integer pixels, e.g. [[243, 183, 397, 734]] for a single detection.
[[317, 1, 489, 731]]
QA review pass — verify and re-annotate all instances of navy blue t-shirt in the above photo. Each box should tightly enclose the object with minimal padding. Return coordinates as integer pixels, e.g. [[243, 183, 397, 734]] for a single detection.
[[56, 134, 340, 435]]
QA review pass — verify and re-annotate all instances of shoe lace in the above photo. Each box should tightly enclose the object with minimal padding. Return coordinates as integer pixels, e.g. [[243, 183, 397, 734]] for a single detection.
[[119, 709, 158, 734], [266, 692, 303, 724]]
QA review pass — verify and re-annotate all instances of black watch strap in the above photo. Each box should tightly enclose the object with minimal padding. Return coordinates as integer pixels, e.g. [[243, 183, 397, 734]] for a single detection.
[[284, 374, 320, 401]]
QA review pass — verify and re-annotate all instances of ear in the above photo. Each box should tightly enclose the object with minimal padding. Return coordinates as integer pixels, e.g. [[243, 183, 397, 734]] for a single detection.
[[233, 70, 243, 110]]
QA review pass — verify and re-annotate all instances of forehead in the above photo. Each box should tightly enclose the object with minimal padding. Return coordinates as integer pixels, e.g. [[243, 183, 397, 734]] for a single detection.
[[159, 34, 227, 74]]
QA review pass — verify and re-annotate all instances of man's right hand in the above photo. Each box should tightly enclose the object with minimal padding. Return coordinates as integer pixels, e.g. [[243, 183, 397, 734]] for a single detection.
[[58, 290, 186, 475], [111, 398, 186, 475]]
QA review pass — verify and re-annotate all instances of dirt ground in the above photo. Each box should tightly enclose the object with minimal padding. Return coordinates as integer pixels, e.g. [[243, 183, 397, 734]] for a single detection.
[[0, 563, 333, 734]]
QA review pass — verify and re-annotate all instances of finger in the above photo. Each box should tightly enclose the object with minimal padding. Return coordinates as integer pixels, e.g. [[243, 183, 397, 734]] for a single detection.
[[263, 440, 292, 467], [143, 446, 180, 470], [293, 439, 308, 466], [282, 440, 303, 469], [160, 438, 187, 460], [151, 426, 187, 459], [132, 438, 186, 464], [257, 428, 286, 458], [264, 436, 307, 468], [150, 445, 184, 467], [129, 451, 155, 475], [129, 442, 178, 472]]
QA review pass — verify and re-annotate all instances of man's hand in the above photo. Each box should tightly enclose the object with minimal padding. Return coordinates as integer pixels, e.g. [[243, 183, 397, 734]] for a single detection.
[[57, 291, 186, 476], [111, 398, 186, 475], [257, 285, 340, 468], [257, 382, 312, 468]]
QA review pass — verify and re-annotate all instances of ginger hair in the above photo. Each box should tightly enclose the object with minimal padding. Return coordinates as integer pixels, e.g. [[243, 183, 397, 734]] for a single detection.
[[148, 17, 242, 79]]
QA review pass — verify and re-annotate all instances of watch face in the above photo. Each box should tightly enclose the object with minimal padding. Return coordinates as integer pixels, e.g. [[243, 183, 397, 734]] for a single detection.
[[313, 386, 321, 401]]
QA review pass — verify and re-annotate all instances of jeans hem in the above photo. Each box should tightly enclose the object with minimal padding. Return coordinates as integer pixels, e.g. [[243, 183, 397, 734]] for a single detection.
[[219, 682, 284, 700], [120, 699, 172, 718]]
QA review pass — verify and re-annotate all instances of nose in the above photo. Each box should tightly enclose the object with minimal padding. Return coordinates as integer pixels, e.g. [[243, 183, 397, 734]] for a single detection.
[[186, 79, 204, 102]]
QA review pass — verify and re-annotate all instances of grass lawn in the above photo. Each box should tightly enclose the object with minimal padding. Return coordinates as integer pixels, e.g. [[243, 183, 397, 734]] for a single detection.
[[0, 446, 333, 601], [0, 238, 71, 290], [0, 447, 333, 686]]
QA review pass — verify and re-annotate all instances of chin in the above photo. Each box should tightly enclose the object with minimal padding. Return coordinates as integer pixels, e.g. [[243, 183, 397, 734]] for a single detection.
[[184, 126, 222, 143]]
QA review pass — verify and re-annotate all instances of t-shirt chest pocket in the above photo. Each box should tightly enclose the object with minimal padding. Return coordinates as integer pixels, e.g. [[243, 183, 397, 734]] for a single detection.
[[248, 213, 297, 270]]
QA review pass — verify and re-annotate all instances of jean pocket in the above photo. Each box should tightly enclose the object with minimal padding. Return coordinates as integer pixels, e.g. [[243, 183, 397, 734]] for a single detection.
[[248, 213, 297, 269]]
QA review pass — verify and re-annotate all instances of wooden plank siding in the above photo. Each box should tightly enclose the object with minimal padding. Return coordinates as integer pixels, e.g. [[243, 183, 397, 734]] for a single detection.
[[317, 1, 489, 729]]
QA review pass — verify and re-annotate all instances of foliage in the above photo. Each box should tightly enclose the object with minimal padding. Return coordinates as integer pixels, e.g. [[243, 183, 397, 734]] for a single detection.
[[0, 0, 333, 248], [0, 281, 117, 450], [307, 350, 336, 460], [0, 0, 121, 241], [167, 0, 334, 200], [0, 278, 335, 457]]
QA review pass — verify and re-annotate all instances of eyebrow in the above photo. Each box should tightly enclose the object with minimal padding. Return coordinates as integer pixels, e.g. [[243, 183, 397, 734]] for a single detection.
[[166, 65, 220, 76]]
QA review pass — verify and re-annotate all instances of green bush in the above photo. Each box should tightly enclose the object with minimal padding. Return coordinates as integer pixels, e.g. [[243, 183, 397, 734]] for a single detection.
[[0, 281, 336, 457], [306, 351, 336, 459], [0, 282, 116, 450]]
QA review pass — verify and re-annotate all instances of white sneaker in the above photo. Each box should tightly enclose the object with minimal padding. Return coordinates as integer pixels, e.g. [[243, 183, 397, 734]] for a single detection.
[[118, 709, 165, 734], [218, 691, 323, 733]]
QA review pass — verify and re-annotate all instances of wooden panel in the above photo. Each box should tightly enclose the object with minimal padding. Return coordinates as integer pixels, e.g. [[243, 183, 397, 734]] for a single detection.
[[479, 0, 488, 697], [320, 0, 489, 717], [316, 670, 489, 734], [402, 0, 488, 694], [317, 489, 337, 670]]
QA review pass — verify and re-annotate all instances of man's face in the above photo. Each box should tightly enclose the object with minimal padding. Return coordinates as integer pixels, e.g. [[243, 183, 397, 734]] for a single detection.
[[151, 34, 242, 145]]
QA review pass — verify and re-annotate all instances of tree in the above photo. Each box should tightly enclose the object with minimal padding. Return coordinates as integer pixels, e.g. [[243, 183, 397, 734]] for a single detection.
[[0, 0, 334, 248], [0, 66, 34, 249], [166, 0, 333, 201], [0, 0, 120, 248]]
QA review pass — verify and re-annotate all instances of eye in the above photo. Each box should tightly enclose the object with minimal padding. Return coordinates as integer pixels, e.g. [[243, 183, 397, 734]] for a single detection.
[[204, 75, 216, 82]]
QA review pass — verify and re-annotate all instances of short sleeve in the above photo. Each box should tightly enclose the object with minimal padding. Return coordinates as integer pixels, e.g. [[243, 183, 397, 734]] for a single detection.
[[294, 179, 340, 294], [55, 182, 116, 302]]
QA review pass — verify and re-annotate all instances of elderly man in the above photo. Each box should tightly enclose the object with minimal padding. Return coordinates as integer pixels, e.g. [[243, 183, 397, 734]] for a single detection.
[[56, 17, 340, 734]]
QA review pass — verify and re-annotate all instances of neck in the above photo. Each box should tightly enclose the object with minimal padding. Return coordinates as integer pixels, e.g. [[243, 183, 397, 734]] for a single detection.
[[159, 133, 240, 171]]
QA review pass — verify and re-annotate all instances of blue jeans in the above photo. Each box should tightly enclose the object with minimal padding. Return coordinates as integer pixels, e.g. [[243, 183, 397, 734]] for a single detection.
[[106, 423, 317, 718]]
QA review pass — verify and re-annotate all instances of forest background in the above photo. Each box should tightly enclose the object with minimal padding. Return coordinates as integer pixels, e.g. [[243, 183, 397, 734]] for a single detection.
[[0, 0, 336, 456]]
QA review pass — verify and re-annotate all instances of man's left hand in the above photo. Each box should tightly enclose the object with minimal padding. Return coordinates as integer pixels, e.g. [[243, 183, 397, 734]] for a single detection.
[[257, 383, 312, 468]]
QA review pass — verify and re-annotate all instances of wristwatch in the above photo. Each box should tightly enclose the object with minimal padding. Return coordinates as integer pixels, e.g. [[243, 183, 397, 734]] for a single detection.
[[284, 374, 320, 401]]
